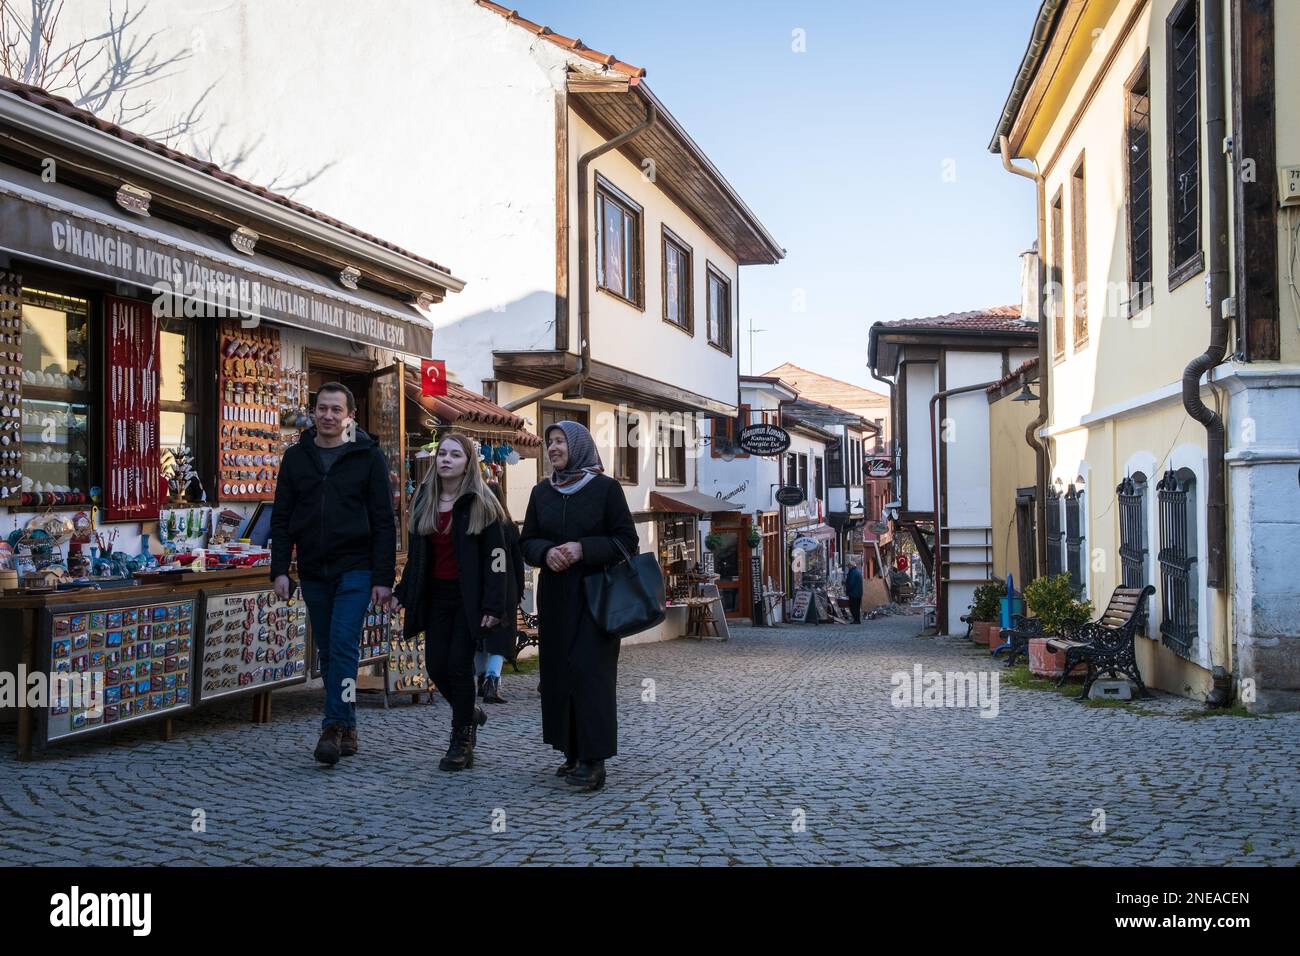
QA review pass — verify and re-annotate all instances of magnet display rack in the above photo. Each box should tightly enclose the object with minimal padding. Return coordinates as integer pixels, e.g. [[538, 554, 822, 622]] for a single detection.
[[0, 272, 22, 505], [218, 321, 281, 501], [103, 296, 160, 521]]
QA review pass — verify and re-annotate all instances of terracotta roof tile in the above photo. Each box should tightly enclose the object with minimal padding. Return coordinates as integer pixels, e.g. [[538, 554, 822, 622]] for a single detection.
[[0, 76, 455, 277], [475, 1, 647, 79], [875, 304, 1033, 334], [405, 377, 541, 446]]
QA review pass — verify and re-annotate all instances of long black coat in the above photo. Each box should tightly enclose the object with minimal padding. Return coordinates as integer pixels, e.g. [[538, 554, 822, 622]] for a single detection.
[[394, 487, 513, 653], [520, 474, 638, 762]]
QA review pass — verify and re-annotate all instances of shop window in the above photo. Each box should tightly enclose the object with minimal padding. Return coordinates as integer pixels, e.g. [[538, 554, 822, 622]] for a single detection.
[[1157, 468, 1198, 658], [20, 288, 92, 502], [595, 176, 642, 307], [159, 317, 202, 501], [662, 227, 692, 333], [1166, 0, 1202, 284], [614, 410, 639, 484], [706, 264, 732, 354], [655, 416, 686, 486], [1125, 56, 1154, 314]]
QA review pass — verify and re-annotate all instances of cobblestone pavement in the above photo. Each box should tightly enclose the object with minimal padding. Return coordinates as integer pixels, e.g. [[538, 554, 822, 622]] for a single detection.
[[2, 616, 1298, 866]]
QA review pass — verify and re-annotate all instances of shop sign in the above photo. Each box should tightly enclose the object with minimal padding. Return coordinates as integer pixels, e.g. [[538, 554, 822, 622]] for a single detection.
[[792, 536, 819, 553], [867, 457, 893, 478], [738, 423, 790, 456], [774, 485, 805, 506]]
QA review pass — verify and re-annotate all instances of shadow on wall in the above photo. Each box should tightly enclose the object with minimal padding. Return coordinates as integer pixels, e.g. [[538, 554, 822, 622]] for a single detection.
[[429, 289, 562, 382]]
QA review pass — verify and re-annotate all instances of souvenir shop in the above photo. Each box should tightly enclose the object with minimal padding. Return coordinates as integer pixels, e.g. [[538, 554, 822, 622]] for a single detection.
[[0, 77, 464, 758]]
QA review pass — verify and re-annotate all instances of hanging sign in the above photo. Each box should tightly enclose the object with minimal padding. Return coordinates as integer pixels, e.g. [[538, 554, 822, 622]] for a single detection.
[[775, 485, 805, 506], [421, 359, 447, 397], [867, 457, 893, 478], [738, 423, 790, 456], [792, 537, 819, 553]]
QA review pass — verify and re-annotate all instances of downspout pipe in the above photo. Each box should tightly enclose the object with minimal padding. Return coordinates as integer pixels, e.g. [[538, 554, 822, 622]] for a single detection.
[[1181, 0, 1228, 591], [1000, 134, 1049, 580], [505, 95, 658, 412], [929, 378, 1001, 632]]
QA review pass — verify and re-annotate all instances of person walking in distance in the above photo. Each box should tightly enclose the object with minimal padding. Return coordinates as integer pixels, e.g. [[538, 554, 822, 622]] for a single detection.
[[844, 557, 864, 625], [520, 420, 638, 792], [270, 383, 396, 766], [393, 435, 511, 770]]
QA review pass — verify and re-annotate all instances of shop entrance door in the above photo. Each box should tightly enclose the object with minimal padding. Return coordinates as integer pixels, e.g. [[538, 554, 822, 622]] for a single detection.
[[711, 514, 752, 619]]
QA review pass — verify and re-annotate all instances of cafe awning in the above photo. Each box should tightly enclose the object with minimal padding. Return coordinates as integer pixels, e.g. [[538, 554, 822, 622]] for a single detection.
[[649, 490, 743, 515], [0, 163, 436, 356]]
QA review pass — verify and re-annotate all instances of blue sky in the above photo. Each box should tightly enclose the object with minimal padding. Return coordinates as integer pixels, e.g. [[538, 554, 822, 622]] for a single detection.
[[521, 0, 1041, 392]]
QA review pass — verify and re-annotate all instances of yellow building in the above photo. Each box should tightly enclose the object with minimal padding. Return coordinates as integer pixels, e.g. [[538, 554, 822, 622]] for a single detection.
[[991, 0, 1300, 708]]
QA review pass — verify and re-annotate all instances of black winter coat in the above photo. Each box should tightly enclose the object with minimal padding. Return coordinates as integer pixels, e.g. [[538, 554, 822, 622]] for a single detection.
[[393, 486, 515, 654], [520, 474, 638, 761], [269, 427, 397, 587]]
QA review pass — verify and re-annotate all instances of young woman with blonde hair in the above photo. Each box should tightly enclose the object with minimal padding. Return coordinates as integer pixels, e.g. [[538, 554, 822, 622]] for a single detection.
[[393, 433, 512, 771]]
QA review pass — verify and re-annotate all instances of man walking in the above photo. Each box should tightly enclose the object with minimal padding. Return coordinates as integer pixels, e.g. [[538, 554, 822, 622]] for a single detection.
[[271, 382, 396, 765], [844, 558, 864, 625]]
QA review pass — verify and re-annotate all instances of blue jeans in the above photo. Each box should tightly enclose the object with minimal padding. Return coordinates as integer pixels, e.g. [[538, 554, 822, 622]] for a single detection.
[[300, 569, 371, 730], [474, 653, 505, 678]]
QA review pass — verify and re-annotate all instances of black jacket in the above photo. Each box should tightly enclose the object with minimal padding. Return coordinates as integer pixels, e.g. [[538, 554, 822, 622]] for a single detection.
[[269, 427, 397, 587], [393, 485, 516, 653]]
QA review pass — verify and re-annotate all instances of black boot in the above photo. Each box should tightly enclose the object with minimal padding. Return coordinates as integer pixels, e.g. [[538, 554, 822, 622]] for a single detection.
[[476, 674, 486, 699], [482, 675, 507, 704], [565, 760, 605, 791], [438, 725, 475, 771], [556, 753, 578, 777], [471, 705, 487, 744]]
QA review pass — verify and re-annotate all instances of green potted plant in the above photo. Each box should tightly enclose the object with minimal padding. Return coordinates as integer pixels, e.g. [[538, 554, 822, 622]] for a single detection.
[[969, 581, 1007, 645], [704, 531, 724, 552], [1022, 573, 1094, 677], [746, 525, 762, 549]]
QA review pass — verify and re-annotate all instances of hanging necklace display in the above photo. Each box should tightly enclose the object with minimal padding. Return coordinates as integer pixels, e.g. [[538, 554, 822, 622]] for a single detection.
[[217, 320, 281, 502], [0, 273, 23, 507], [103, 296, 160, 521]]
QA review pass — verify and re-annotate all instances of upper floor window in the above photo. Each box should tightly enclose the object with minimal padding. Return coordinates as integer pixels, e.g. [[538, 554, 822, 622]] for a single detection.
[[595, 176, 642, 307], [1125, 56, 1154, 315], [1070, 154, 1088, 349], [662, 226, 693, 333], [710, 404, 749, 459], [1049, 189, 1065, 361], [1166, 0, 1202, 286], [706, 264, 732, 354]]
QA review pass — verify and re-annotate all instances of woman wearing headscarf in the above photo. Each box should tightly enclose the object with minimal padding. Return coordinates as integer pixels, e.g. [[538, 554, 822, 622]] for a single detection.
[[520, 419, 638, 791], [393, 433, 511, 771]]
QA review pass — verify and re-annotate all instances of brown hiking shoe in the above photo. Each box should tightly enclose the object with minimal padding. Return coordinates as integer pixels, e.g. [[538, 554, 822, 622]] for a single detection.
[[340, 726, 358, 757], [314, 725, 342, 766]]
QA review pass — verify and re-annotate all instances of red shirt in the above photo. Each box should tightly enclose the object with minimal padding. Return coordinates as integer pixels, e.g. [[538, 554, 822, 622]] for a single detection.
[[431, 509, 459, 580]]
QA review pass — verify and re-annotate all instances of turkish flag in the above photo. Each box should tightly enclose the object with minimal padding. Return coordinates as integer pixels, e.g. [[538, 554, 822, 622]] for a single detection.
[[421, 359, 447, 397]]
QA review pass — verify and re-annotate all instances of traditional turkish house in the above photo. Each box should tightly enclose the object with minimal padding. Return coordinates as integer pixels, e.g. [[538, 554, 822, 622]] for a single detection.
[[867, 306, 1039, 634], [0, 77, 464, 758]]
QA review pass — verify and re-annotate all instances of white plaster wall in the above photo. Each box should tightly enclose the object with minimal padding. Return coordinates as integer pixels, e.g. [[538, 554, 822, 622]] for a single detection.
[[903, 360, 937, 511], [571, 112, 741, 409], [942, 351, 1002, 530], [60, 0, 572, 390]]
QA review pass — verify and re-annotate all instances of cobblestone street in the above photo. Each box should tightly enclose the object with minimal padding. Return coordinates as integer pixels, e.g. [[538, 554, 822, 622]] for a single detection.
[[2, 616, 1297, 866]]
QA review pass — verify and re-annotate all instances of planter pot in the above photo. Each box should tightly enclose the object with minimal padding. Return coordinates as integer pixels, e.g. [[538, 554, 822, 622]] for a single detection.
[[1029, 637, 1084, 680], [986, 625, 1002, 649], [971, 621, 992, 643]]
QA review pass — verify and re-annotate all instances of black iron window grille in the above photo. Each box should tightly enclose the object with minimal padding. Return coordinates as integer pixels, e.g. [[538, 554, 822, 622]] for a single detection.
[[1125, 58, 1154, 312], [1118, 474, 1151, 635], [1064, 484, 1086, 598], [1166, 0, 1201, 278], [1046, 487, 1063, 578], [1157, 468, 1198, 658]]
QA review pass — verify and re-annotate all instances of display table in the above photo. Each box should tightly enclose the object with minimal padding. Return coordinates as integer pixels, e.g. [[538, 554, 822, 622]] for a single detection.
[[0, 566, 311, 760]]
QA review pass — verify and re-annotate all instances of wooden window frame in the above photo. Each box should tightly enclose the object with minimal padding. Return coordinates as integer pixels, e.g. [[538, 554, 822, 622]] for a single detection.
[[654, 415, 687, 487], [661, 225, 693, 335], [710, 404, 749, 459], [594, 174, 644, 309], [1124, 53, 1155, 318], [705, 261, 733, 355], [1049, 188, 1066, 362], [1070, 153, 1088, 350], [1166, 0, 1204, 290], [614, 409, 639, 485]]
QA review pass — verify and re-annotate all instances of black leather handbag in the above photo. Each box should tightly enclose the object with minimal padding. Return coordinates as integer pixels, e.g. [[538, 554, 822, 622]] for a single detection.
[[583, 539, 665, 639]]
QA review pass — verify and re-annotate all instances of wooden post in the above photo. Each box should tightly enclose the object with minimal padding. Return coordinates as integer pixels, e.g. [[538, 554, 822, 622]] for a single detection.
[[16, 609, 36, 761], [158, 718, 174, 741]]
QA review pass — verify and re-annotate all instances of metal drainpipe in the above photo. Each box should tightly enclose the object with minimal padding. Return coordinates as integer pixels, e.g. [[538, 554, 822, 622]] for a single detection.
[[929, 379, 1001, 632], [1000, 134, 1049, 579], [504, 95, 658, 412], [1181, 0, 1228, 592]]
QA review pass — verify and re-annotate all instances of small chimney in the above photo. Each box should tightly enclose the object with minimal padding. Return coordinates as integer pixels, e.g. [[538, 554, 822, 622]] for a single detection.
[[1019, 241, 1041, 323]]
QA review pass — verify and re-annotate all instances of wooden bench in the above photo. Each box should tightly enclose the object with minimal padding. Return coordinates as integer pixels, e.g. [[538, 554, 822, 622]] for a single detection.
[[1045, 585, 1155, 700]]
